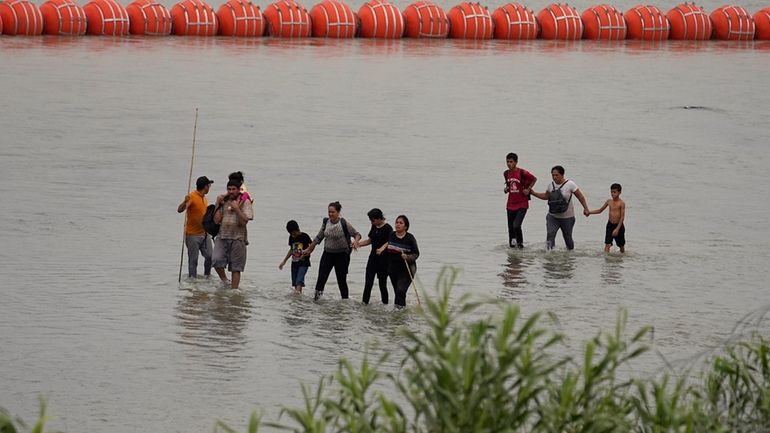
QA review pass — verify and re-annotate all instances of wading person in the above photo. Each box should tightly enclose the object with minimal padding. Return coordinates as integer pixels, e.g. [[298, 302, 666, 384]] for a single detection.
[[531, 165, 590, 251], [377, 215, 419, 309], [279, 220, 313, 294], [212, 179, 254, 289], [303, 202, 361, 301], [503, 153, 537, 248], [358, 208, 393, 305], [587, 183, 626, 253], [177, 176, 214, 278]]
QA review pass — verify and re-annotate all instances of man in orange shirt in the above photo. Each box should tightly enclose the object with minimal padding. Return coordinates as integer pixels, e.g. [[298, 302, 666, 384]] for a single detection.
[[177, 176, 214, 278]]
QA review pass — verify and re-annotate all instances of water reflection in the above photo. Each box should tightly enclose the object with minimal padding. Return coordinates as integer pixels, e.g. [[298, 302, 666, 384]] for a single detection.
[[175, 287, 252, 354], [601, 254, 625, 286], [499, 251, 531, 296], [542, 251, 576, 281]]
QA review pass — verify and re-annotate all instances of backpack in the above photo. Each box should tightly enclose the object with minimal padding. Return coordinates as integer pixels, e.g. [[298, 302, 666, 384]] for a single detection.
[[202, 204, 220, 237], [548, 181, 572, 214], [323, 217, 352, 251]]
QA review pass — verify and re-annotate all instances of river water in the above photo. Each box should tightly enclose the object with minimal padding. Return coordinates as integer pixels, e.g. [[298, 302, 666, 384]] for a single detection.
[[2, 1, 770, 431]]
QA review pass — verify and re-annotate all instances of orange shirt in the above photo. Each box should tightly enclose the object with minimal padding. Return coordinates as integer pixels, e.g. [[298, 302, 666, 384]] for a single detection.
[[185, 190, 208, 236]]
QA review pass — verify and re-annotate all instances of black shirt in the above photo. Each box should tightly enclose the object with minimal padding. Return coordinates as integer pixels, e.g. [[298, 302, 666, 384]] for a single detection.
[[368, 223, 393, 257], [385, 231, 420, 274], [288, 232, 313, 267]]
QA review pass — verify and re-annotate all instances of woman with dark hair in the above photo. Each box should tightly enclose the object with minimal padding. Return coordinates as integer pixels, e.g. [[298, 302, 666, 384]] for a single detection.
[[377, 215, 419, 309], [303, 201, 361, 301], [357, 208, 393, 305]]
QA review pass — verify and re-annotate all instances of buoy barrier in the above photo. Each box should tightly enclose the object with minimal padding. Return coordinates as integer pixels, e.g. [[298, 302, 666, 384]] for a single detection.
[[538, 3, 582, 40], [667, 2, 711, 40], [755, 7, 770, 40], [582, 4, 625, 40], [310, 0, 355, 38], [126, 0, 171, 35], [358, 0, 403, 38], [402, 1, 448, 38], [448, 2, 493, 39], [40, 0, 87, 35], [625, 5, 669, 40], [83, 0, 129, 35], [264, 0, 311, 37], [0, 0, 43, 35], [711, 5, 755, 40], [492, 3, 537, 40], [170, 0, 217, 36], [217, 0, 264, 37]]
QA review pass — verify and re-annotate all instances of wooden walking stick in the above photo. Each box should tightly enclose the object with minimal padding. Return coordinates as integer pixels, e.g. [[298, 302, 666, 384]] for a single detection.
[[178, 108, 199, 283], [404, 256, 421, 307]]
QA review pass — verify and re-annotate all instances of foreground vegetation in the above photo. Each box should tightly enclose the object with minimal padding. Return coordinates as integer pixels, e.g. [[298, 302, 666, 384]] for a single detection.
[[4, 267, 770, 433]]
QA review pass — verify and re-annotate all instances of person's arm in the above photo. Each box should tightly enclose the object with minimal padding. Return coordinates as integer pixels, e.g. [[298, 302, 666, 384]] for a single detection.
[[503, 171, 510, 193], [376, 242, 388, 255], [402, 235, 420, 263], [346, 221, 362, 251], [573, 188, 590, 216], [523, 171, 537, 195], [177, 195, 189, 213], [531, 190, 548, 200], [588, 199, 610, 215], [279, 247, 292, 270], [303, 224, 325, 256], [358, 238, 372, 247], [613, 201, 626, 236]]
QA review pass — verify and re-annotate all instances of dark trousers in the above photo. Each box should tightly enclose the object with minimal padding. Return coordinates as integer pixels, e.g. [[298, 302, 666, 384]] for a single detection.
[[314, 251, 351, 299], [362, 255, 389, 304], [506, 208, 528, 247], [546, 214, 576, 250], [389, 270, 412, 307]]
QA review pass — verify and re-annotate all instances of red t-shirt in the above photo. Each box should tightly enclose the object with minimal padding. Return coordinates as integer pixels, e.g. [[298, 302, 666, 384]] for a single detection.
[[505, 168, 535, 211]]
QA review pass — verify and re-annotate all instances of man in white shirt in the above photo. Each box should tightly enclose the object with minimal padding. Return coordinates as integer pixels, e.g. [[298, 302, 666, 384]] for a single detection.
[[531, 165, 590, 250]]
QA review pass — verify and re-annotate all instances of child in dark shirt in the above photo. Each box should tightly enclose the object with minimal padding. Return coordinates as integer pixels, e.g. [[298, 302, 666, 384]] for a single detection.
[[279, 220, 313, 294]]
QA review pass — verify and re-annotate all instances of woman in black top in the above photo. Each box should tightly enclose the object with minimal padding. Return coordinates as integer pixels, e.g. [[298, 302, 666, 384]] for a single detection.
[[377, 215, 419, 309], [358, 208, 393, 305]]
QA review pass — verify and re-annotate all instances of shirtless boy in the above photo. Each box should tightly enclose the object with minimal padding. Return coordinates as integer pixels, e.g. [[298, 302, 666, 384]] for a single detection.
[[588, 183, 626, 253]]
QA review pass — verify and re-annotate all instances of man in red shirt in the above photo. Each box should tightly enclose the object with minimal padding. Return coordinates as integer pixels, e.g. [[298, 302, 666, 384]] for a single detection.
[[503, 153, 537, 248]]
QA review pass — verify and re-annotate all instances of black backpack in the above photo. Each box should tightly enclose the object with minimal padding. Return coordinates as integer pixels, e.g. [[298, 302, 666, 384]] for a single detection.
[[548, 181, 572, 214], [202, 204, 220, 237], [323, 217, 352, 250]]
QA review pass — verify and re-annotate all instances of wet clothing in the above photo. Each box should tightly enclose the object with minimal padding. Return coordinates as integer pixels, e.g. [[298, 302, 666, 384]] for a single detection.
[[505, 168, 535, 211], [185, 234, 212, 277], [184, 190, 208, 236], [362, 223, 393, 304], [313, 218, 360, 298], [288, 232, 312, 267], [546, 214, 575, 250], [212, 239, 247, 272], [385, 232, 419, 307], [291, 262, 309, 287], [506, 208, 527, 248], [605, 222, 626, 246]]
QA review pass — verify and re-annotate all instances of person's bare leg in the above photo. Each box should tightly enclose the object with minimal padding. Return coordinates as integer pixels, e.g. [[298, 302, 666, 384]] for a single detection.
[[215, 267, 229, 284], [231, 271, 241, 289], [604, 244, 611, 253], [619, 246, 625, 253]]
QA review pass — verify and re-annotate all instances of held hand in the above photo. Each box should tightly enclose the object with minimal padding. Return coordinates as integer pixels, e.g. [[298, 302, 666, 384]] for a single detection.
[[523, 188, 530, 195], [376, 247, 384, 255], [183, 194, 190, 202], [583, 209, 590, 217], [352, 239, 360, 251], [401, 252, 408, 260]]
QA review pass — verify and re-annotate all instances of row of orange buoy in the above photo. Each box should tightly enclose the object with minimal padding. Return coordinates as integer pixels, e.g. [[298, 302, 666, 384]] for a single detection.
[[0, 0, 768, 40]]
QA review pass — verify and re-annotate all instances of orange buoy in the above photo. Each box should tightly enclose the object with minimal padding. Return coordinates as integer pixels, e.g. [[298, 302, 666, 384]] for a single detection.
[[624, 5, 669, 41], [40, 0, 86, 35], [217, 0, 264, 36], [666, 3, 711, 40], [581, 4, 626, 40], [83, 0, 129, 35], [358, 0, 403, 38], [755, 7, 770, 40], [447, 2, 493, 39], [0, 0, 43, 35], [170, 0, 217, 36], [309, 0, 355, 38], [492, 3, 537, 40], [402, 1, 448, 38], [264, 0, 311, 37], [710, 5, 754, 40], [538, 3, 582, 40], [126, 0, 171, 35]]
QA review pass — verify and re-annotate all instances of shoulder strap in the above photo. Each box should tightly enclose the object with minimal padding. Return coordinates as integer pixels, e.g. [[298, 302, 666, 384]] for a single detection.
[[322, 217, 328, 232], [340, 218, 352, 245]]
